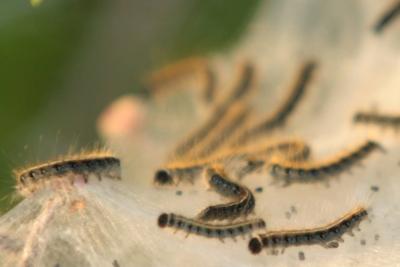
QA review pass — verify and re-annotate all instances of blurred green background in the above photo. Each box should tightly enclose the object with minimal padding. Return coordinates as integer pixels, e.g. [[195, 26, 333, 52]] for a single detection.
[[0, 0, 261, 213]]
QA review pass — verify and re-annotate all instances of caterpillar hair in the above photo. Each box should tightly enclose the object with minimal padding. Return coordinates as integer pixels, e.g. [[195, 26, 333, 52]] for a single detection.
[[248, 206, 368, 254]]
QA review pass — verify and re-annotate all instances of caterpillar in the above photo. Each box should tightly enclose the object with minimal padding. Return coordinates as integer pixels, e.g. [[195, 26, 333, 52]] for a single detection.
[[195, 169, 255, 221], [248, 206, 368, 254], [374, 1, 400, 34], [232, 61, 316, 145], [15, 150, 121, 196], [269, 140, 382, 185], [188, 102, 253, 159], [354, 111, 400, 128], [144, 57, 208, 95], [154, 139, 310, 185], [158, 213, 266, 239], [171, 62, 256, 158]]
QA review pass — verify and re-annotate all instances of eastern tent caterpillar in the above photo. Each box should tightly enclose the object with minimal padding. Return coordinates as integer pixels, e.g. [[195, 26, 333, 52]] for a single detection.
[[248, 206, 368, 254], [232, 61, 316, 145], [354, 111, 400, 128], [158, 213, 266, 239], [172, 62, 256, 158], [195, 169, 255, 221], [15, 150, 121, 196], [374, 1, 400, 34], [269, 140, 382, 185]]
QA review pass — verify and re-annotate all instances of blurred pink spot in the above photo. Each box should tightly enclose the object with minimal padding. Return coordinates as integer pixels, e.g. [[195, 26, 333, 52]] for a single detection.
[[97, 95, 146, 139]]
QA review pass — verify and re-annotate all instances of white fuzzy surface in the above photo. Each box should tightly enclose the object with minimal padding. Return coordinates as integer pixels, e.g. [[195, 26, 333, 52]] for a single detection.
[[1, 0, 400, 266]]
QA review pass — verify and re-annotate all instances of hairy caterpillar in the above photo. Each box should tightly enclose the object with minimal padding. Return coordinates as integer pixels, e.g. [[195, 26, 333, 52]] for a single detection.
[[15, 150, 121, 196], [195, 169, 255, 221], [158, 213, 266, 239], [269, 140, 382, 185], [248, 206, 368, 254]]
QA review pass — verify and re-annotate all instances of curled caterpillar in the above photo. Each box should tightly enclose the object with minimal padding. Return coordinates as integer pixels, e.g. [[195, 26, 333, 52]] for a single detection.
[[354, 111, 400, 128], [195, 169, 255, 221], [374, 1, 400, 34], [232, 61, 316, 145], [248, 206, 368, 254], [205, 168, 245, 197], [172, 62, 256, 158], [269, 140, 383, 185], [158, 213, 266, 239], [15, 150, 121, 196], [154, 139, 310, 185]]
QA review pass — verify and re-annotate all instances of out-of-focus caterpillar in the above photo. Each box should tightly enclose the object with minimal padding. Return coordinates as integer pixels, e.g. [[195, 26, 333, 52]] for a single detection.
[[269, 140, 383, 186], [171, 62, 256, 159], [354, 111, 400, 128], [14, 150, 121, 196], [143, 57, 217, 104], [154, 139, 311, 185], [188, 102, 253, 159], [231, 61, 317, 145], [248, 206, 368, 254], [158, 213, 266, 240], [374, 1, 400, 34], [195, 169, 255, 221]]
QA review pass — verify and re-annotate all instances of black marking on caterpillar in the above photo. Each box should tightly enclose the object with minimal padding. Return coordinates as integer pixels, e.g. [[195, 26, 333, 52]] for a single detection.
[[15, 151, 121, 196], [248, 206, 368, 254], [154, 139, 310, 185], [374, 1, 400, 34], [158, 213, 266, 239], [172, 62, 255, 158], [196, 169, 255, 221], [233, 61, 316, 144], [112, 260, 121, 267], [354, 111, 400, 128], [270, 140, 383, 186]]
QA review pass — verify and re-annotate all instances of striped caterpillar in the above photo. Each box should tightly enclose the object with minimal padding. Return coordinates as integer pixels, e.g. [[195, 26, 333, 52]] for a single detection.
[[15, 150, 121, 196], [171, 62, 256, 159], [158, 213, 266, 240], [248, 206, 368, 254], [354, 111, 400, 128], [374, 1, 400, 34], [154, 139, 310, 185], [231, 61, 316, 145], [195, 169, 255, 221], [188, 102, 253, 159], [269, 140, 382, 186]]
